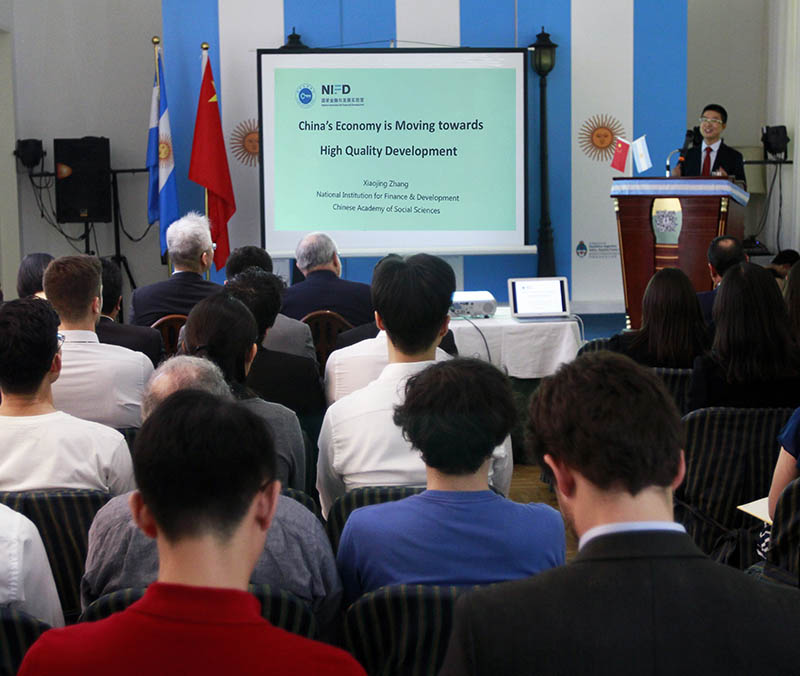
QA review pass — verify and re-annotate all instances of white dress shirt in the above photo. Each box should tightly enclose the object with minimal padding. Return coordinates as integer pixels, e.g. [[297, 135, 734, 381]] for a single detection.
[[317, 361, 512, 517], [0, 503, 64, 627], [324, 331, 451, 405], [578, 520, 686, 551], [0, 411, 134, 495], [52, 330, 154, 429]]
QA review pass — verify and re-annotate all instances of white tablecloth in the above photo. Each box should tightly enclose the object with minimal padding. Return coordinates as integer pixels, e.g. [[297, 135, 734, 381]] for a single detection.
[[449, 307, 581, 379]]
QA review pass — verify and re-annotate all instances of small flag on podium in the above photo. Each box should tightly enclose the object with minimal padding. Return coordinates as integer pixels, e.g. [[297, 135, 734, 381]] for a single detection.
[[610, 137, 630, 173], [632, 135, 653, 173]]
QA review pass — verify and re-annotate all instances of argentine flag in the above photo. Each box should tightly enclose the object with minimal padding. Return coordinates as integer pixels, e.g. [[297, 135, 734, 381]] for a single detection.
[[147, 46, 179, 255]]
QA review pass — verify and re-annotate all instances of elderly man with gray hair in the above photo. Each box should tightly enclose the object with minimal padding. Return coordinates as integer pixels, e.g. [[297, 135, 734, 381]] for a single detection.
[[129, 212, 221, 327], [281, 232, 373, 326], [81, 355, 344, 634]]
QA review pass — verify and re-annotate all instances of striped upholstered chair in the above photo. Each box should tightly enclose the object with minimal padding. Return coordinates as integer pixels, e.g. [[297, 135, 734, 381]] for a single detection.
[[653, 367, 693, 416], [325, 486, 425, 555], [0, 607, 51, 675], [674, 407, 793, 569], [344, 584, 480, 676], [576, 337, 610, 357], [0, 489, 111, 623], [79, 585, 317, 638]]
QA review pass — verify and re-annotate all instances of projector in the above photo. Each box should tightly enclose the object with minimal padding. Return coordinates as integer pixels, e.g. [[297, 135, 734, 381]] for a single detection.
[[450, 291, 497, 318]]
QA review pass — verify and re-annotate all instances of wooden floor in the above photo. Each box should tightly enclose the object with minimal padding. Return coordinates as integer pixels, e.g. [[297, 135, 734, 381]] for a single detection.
[[509, 463, 579, 561]]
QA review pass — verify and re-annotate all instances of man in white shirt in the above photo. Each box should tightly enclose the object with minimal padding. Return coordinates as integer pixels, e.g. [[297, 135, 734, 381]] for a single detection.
[[317, 254, 512, 517], [43, 255, 153, 429], [440, 352, 800, 675], [0, 503, 64, 628], [0, 298, 134, 495]]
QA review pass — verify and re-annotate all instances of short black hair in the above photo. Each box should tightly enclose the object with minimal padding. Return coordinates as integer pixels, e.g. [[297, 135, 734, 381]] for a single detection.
[[0, 298, 60, 395], [226, 246, 273, 279], [772, 249, 800, 267], [394, 358, 516, 475], [100, 257, 122, 315], [16, 253, 54, 298], [224, 268, 284, 341], [371, 254, 455, 354], [702, 103, 728, 124], [528, 351, 682, 495], [132, 389, 276, 542], [707, 236, 745, 276]]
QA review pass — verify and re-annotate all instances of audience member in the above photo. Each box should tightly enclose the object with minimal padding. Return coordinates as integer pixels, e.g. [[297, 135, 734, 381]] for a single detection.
[[20, 390, 364, 675], [129, 212, 221, 326], [0, 503, 63, 628], [688, 262, 800, 410], [771, 249, 800, 279], [44, 255, 153, 428], [281, 232, 373, 326], [337, 358, 564, 604], [317, 254, 511, 517], [784, 260, 800, 342], [697, 235, 746, 325], [440, 351, 800, 675], [226, 245, 315, 360], [606, 267, 708, 368], [225, 268, 325, 418], [0, 297, 134, 494], [324, 255, 452, 405], [82, 356, 342, 632], [182, 293, 306, 489], [16, 252, 53, 299], [96, 258, 164, 367]]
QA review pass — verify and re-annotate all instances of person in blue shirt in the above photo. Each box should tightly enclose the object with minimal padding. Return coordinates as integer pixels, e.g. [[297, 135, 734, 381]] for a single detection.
[[336, 357, 565, 604]]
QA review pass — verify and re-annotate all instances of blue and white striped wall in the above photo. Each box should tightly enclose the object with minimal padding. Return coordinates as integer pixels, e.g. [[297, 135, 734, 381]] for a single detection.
[[162, 0, 686, 306]]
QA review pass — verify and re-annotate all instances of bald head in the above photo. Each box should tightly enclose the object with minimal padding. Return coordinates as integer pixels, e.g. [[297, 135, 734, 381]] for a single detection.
[[142, 356, 232, 420]]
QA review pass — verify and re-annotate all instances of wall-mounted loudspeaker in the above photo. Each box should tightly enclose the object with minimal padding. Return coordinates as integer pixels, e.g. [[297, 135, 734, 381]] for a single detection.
[[54, 137, 112, 223]]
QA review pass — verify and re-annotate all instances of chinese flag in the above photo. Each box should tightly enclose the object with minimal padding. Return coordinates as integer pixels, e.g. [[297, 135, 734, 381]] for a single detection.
[[189, 52, 235, 269], [610, 137, 630, 173]]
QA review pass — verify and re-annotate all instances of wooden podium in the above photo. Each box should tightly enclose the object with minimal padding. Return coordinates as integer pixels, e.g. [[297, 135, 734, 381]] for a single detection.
[[610, 177, 749, 329]]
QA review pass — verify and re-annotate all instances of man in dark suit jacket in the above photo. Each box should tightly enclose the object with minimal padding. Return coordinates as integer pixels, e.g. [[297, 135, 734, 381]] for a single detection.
[[677, 104, 746, 187], [97, 258, 164, 367], [129, 213, 221, 327], [696, 235, 746, 324], [281, 232, 373, 327], [440, 352, 800, 676]]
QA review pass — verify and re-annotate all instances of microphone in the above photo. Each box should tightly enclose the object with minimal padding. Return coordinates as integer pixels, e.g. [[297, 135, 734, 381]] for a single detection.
[[666, 129, 695, 177]]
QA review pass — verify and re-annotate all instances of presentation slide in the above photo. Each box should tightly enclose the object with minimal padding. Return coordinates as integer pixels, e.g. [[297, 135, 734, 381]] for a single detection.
[[258, 50, 528, 254]]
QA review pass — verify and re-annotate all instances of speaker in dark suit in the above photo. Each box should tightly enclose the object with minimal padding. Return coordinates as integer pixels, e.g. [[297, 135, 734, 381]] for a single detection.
[[440, 351, 800, 675], [679, 104, 746, 186]]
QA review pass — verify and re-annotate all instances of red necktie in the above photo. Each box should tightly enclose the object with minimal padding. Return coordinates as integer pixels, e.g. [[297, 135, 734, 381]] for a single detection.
[[702, 147, 712, 176]]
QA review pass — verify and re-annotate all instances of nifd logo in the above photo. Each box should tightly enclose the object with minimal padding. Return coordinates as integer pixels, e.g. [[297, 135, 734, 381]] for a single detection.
[[321, 84, 351, 95], [296, 84, 314, 107]]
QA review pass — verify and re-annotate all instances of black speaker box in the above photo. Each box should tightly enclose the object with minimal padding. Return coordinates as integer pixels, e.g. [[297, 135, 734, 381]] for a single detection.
[[54, 137, 112, 223]]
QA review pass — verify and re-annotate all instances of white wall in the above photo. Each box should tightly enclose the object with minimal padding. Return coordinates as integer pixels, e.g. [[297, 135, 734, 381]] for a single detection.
[[11, 0, 163, 310]]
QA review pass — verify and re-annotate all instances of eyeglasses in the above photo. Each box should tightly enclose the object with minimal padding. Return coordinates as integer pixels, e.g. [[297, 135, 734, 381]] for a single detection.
[[699, 117, 723, 126], [56, 333, 65, 350]]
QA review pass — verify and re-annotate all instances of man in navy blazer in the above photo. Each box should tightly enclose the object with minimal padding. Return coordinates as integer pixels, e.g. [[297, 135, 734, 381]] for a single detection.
[[281, 232, 373, 327], [440, 352, 800, 676], [697, 235, 746, 325], [129, 213, 221, 327], [677, 104, 746, 187]]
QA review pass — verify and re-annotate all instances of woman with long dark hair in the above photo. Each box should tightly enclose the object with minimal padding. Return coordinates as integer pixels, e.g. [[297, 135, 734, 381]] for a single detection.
[[783, 261, 800, 341], [606, 267, 708, 368], [16, 253, 54, 298], [182, 292, 305, 489], [688, 262, 800, 410]]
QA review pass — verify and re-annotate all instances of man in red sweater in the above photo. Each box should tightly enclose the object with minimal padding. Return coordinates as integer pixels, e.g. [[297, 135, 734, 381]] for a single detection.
[[19, 390, 364, 676]]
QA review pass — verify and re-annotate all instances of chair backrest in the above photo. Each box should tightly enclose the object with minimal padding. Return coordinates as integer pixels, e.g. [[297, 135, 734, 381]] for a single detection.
[[766, 476, 800, 584], [281, 487, 322, 522], [674, 407, 793, 568], [301, 310, 353, 369], [576, 337, 610, 356], [653, 367, 693, 416], [0, 607, 51, 675], [0, 489, 111, 624], [326, 486, 425, 555], [79, 585, 317, 639], [344, 584, 476, 676], [150, 313, 188, 358]]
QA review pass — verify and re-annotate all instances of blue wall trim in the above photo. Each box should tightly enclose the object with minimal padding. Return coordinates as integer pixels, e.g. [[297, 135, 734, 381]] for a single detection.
[[633, 0, 687, 177]]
